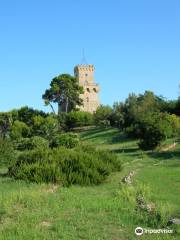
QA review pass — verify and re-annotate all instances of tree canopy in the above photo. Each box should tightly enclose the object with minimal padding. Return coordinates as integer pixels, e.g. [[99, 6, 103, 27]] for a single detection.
[[42, 74, 83, 114]]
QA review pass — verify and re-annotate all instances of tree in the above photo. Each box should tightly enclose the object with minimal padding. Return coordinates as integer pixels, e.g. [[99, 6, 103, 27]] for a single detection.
[[123, 93, 138, 128], [94, 105, 113, 126], [42, 74, 83, 114], [110, 102, 125, 128], [16, 106, 47, 126], [138, 112, 174, 150], [9, 106, 48, 127]]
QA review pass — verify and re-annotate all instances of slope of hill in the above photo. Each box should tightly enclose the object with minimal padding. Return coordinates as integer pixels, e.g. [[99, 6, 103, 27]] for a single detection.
[[0, 127, 179, 239]]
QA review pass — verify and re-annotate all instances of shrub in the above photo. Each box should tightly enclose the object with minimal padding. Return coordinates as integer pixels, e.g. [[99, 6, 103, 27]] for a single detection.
[[14, 136, 49, 151], [94, 105, 112, 126], [125, 123, 142, 138], [10, 120, 31, 140], [8, 145, 122, 186], [76, 144, 122, 172], [13, 138, 30, 151], [137, 112, 174, 150], [32, 115, 59, 139], [30, 136, 49, 149], [0, 113, 11, 138], [16, 106, 48, 126], [166, 114, 180, 137], [65, 111, 94, 129], [58, 112, 68, 131], [0, 139, 16, 166], [50, 133, 80, 148]]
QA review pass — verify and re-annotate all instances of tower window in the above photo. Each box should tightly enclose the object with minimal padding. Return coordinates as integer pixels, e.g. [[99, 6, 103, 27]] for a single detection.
[[85, 73, 88, 77], [87, 88, 90, 92]]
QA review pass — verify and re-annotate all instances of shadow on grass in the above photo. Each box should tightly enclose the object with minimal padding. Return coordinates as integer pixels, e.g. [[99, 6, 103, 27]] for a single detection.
[[111, 133, 134, 144], [81, 127, 111, 138], [0, 167, 8, 176], [149, 150, 180, 160], [110, 148, 143, 159], [81, 127, 137, 146], [111, 147, 139, 154], [0, 172, 9, 179], [81, 127, 121, 143]]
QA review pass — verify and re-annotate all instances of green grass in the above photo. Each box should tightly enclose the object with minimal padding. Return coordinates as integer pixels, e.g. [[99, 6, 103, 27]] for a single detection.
[[0, 127, 180, 239]]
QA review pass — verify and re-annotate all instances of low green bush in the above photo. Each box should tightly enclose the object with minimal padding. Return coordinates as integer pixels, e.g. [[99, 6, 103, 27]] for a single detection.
[[32, 115, 59, 139], [76, 144, 122, 172], [65, 111, 94, 129], [10, 120, 31, 140], [8, 145, 122, 186], [14, 136, 49, 151], [0, 139, 16, 166], [50, 133, 80, 148]]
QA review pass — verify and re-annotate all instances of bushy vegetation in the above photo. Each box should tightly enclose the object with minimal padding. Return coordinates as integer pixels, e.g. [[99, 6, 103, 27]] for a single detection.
[[0, 89, 179, 188], [1, 106, 123, 187], [10, 120, 31, 139], [0, 113, 11, 138], [137, 112, 179, 150], [14, 136, 49, 151], [94, 105, 112, 126], [0, 139, 16, 166], [32, 115, 59, 139], [50, 133, 80, 148], [1, 88, 179, 151], [94, 91, 180, 150], [58, 111, 94, 130], [8, 145, 121, 186]]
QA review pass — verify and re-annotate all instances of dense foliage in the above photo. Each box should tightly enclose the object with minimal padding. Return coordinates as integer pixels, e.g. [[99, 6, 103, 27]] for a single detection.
[[0, 139, 16, 166], [42, 74, 83, 113], [8, 145, 121, 186], [50, 133, 80, 148], [0, 88, 179, 184], [94, 91, 180, 149], [65, 111, 94, 129], [94, 105, 112, 126], [13, 136, 49, 151], [10, 120, 31, 139]]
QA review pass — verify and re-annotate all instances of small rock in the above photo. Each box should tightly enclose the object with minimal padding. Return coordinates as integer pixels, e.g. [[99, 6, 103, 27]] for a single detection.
[[146, 202, 156, 213], [121, 171, 135, 184], [40, 221, 51, 227], [168, 218, 180, 225]]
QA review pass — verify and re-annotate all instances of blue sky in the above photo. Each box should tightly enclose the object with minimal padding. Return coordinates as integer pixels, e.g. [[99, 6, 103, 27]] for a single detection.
[[0, 0, 180, 112]]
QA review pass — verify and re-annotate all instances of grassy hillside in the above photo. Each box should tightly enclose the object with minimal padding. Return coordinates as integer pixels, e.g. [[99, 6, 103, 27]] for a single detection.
[[0, 127, 179, 239]]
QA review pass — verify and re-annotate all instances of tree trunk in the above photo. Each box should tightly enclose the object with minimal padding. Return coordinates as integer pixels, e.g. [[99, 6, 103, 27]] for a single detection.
[[58, 103, 61, 115], [65, 97, 69, 113], [49, 103, 56, 115]]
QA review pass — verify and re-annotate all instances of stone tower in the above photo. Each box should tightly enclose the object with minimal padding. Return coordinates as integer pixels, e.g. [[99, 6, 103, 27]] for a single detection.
[[74, 64, 100, 113]]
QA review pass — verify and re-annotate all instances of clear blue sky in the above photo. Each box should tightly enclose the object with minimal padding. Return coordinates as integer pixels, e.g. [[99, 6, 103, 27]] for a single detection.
[[0, 0, 180, 112]]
